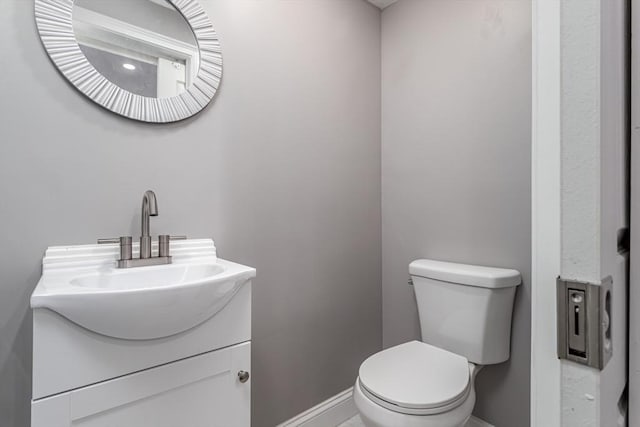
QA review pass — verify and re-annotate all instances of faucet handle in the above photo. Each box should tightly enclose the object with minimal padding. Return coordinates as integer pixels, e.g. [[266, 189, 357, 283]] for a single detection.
[[97, 238, 121, 244], [158, 235, 187, 258], [98, 236, 133, 261]]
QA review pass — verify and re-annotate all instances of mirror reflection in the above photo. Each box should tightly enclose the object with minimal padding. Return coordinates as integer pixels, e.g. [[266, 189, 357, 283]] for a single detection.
[[72, 0, 200, 98]]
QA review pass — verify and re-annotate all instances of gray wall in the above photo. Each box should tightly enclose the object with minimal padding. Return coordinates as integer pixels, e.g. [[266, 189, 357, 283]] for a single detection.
[[381, 1, 531, 426], [0, 1, 382, 426]]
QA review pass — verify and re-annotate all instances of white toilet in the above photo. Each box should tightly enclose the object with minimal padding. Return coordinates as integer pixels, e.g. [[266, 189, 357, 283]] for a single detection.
[[354, 259, 521, 427]]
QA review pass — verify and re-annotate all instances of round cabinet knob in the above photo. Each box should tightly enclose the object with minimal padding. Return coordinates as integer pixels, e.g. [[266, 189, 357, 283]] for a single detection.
[[238, 370, 250, 383]]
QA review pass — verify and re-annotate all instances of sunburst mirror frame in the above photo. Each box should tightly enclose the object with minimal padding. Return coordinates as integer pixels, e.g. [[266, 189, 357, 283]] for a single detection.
[[34, 0, 222, 123]]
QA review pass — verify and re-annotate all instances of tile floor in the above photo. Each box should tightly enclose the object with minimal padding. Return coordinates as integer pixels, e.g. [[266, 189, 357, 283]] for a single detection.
[[338, 415, 364, 427], [338, 414, 483, 427]]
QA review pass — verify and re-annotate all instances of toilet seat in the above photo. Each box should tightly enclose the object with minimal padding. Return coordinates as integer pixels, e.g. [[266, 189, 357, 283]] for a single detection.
[[358, 341, 471, 416]]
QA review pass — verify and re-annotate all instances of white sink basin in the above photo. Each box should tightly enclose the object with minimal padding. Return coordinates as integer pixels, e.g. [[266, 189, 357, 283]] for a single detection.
[[31, 239, 255, 340], [70, 263, 225, 291]]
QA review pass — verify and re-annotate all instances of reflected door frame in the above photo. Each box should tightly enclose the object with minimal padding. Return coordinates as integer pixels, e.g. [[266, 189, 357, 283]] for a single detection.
[[73, 5, 198, 89]]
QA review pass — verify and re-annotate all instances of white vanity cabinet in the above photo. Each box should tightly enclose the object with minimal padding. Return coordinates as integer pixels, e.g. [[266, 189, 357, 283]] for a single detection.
[[30, 239, 254, 427], [32, 342, 250, 427]]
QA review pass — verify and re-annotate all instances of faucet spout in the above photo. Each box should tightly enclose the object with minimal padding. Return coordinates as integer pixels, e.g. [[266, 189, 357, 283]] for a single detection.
[[140, 190, 158, 258], [141, 190, 158, 237]]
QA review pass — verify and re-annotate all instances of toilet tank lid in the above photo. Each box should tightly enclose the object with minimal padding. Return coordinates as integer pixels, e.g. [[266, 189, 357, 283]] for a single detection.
[[409, 259, 521, 288]]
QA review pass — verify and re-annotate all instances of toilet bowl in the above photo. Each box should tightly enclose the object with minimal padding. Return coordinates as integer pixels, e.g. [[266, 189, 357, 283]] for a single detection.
[[354, 341, 480, 427], [354, 259, 521, 427]]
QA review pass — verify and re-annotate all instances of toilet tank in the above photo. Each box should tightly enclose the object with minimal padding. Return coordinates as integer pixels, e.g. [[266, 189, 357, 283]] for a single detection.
[[409, 259, 521, 365]]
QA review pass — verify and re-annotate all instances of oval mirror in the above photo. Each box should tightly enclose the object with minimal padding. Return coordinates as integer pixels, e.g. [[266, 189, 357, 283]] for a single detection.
[[35, 0, 222, 123]]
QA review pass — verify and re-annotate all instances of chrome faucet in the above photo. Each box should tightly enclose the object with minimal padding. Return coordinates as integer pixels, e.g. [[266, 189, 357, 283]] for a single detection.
[[98, 190, 186, 268], [140, 190, 158, 259]]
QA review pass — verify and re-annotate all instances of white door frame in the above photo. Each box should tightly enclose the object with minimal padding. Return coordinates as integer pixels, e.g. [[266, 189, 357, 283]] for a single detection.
[[532, 0, 628, 426], [531, 1, 562, 425]]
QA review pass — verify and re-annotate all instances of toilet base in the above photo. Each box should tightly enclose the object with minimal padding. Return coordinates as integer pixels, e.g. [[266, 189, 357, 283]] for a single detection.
[[353, 378, 475, 427]]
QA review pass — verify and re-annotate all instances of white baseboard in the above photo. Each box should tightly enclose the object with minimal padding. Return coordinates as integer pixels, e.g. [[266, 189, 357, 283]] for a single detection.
[[277, 387, 357, 427], [276, 387, 494, 427], [466, 416, 495, 427]]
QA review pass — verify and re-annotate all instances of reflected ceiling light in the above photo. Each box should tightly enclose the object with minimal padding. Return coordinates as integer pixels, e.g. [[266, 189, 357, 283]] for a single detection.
[[122, 63, 136, 71]]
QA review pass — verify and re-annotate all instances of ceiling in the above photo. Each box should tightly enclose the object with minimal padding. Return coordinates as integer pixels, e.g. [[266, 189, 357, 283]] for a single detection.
[[366, 0, 398, 9]]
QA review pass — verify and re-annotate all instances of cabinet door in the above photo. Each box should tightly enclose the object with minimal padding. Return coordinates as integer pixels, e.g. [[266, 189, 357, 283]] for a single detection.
[[32, 342, 250, 427]]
